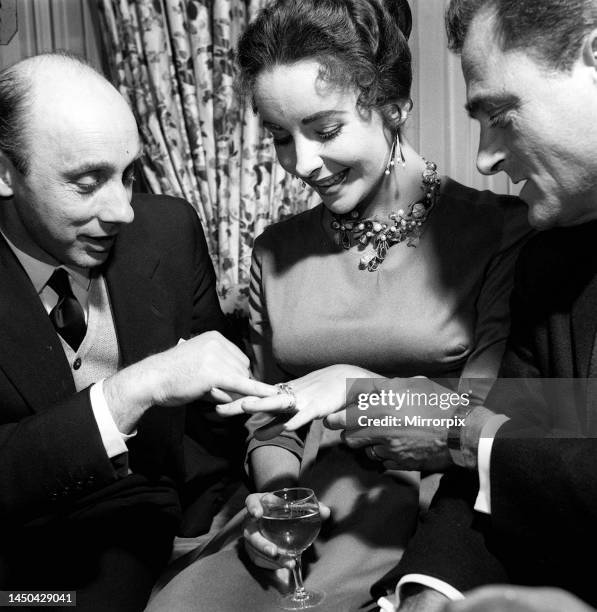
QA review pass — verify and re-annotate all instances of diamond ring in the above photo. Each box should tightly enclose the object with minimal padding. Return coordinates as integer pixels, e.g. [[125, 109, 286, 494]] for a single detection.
[[275, 382, 297, 412]]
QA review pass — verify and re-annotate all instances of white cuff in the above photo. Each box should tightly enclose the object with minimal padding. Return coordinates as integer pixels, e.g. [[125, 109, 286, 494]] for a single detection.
[[396, 575, 464, 606], [473, 414, 509, 514], [377, 595, 397, 612], [89, 379, 135, 458]]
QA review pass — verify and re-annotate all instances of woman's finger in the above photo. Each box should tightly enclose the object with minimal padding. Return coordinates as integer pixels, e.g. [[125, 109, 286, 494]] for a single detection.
[[244, 538, 295, 570], [245, 493, 264, 517], [242, 394, 298, 414], [318, 502, 331, 520], [244, 525, 279, 558], [215, 396, 252, 416], [217, 377, 278, 399], [210, 387, 235, 403]]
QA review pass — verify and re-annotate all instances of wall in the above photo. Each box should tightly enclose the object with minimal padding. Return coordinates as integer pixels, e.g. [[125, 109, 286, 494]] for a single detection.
[[0, 0, 519, 196], [0, 0, 101, 70], [408, 0, 520, 196]]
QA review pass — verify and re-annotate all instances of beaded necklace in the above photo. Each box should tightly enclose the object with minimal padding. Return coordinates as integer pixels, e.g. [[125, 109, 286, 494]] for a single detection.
[[330, 159, 440, 271]]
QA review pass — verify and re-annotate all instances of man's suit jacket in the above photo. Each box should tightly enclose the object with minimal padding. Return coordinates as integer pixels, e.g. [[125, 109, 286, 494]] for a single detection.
[[390, 222, 597, 606], [0, 194, 240, 589]]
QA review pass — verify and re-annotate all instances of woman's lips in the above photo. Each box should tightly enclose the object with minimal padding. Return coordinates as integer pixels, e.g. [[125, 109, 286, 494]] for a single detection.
[[311, 169, 349, 194]]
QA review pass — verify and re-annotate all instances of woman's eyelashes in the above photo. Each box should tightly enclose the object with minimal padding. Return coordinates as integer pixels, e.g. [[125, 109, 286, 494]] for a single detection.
[[269, 125, 344, 146], [319, 125, 342, 140]]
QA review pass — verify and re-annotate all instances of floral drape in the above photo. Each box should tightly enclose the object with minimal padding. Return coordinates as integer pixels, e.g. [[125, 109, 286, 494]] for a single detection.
[[96, 0, 319, 313]]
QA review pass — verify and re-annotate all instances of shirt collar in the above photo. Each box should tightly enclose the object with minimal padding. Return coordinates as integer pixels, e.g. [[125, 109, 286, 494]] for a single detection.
[[0, 231, 91, 294]]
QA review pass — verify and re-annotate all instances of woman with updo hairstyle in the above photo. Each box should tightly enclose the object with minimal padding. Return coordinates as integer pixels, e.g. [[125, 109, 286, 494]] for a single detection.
[[146, 1, 532, 610]]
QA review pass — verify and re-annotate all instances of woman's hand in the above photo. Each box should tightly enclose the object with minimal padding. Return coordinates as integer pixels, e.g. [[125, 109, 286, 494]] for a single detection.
[[217, 364, 376, 430], [243, 492, 331, 570]]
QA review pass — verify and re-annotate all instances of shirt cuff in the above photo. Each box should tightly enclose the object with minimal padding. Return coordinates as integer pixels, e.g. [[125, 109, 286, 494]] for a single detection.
[[473, 414, 510, 514], [395, 574, 464, 607], [89, 379, 135, 458]]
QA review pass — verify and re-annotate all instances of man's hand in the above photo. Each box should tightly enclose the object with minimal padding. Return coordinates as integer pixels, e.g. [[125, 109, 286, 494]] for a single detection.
[[443, 585, 595, 612], [324, 378, 456, 472], [103, 331, 276, 433], [341, 423, 454, 472], [243, 492, 331, 570], [324, 378, 493, 472]]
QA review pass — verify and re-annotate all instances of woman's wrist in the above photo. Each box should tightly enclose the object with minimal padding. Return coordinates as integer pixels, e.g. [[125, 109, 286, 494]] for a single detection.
[[249, 445, 301, 492]]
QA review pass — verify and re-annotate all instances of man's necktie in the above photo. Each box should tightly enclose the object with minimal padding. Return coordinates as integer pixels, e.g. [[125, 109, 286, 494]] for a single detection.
[[47, 268, 87, 351]]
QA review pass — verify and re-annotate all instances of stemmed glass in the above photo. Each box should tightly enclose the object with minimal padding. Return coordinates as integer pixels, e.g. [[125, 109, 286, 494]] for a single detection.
[[260, 487, 324, 609]]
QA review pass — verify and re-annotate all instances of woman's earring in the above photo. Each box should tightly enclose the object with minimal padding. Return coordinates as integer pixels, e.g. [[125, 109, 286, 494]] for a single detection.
[[395, 101, 411, 168], [384, 137, 397, 176], [397, 134, 406, 167], [385, 132, 406, 175]]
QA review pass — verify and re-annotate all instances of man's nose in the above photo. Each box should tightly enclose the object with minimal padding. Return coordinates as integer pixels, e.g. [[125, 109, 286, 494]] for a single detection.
[[476, 127, 507, 176], [98, 181, 135, 225]]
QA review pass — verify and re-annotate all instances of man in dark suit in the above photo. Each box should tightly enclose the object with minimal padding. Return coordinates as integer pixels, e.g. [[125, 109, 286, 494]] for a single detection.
[[326, 1, 597, 610], [0, 52, 273, 610], [389, 0, 597, 610]]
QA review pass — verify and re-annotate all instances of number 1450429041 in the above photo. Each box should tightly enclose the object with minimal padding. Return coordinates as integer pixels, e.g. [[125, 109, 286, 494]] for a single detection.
[[0, 591, 76, 607]]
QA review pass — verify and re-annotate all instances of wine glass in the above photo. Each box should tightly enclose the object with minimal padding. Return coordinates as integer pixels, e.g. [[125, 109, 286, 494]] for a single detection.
[[260, 487, 324, 609]]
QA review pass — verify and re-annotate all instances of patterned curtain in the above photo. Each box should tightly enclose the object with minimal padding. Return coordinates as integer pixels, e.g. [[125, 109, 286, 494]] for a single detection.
[[96, 0, 319, 314]]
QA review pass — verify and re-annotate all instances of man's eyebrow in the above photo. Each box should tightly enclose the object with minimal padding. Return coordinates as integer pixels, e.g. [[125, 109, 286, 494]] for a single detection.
[[301, 110, 347, 125], [64, 161, 113, 176], [465, 94, 519, 118], [64, 145, 144, 177]]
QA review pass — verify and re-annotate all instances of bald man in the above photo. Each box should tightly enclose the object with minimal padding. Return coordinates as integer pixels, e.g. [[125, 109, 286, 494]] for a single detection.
[[0, 52, 273, 610]]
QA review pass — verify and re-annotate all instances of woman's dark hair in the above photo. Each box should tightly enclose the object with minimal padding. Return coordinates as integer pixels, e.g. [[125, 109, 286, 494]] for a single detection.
[[236, 0, 413, 130]]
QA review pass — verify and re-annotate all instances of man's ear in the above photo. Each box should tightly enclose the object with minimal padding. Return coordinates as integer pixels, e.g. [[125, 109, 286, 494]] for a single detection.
[[582, 29, 597, 69], [0, 151, 16, 198]]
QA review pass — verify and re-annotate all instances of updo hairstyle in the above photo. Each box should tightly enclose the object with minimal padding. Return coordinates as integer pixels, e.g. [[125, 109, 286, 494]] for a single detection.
[[236, 0, 413, 133]]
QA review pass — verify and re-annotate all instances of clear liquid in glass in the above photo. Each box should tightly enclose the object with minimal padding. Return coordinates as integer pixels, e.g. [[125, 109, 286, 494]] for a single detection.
[[260, 505, 322, 556]]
